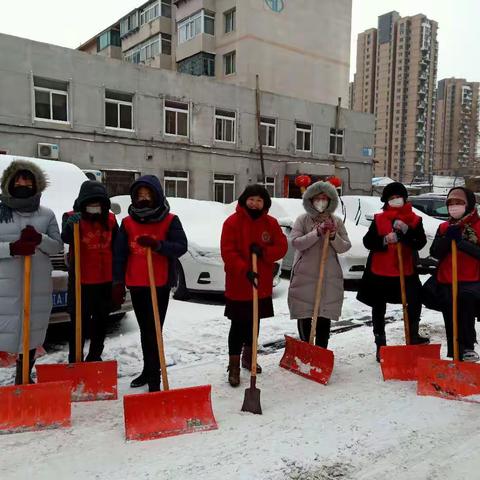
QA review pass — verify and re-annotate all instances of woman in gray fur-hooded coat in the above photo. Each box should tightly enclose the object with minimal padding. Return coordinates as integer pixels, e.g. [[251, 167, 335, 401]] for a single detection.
[[0, 160, 62, 381], [287, 181, 351, 348]]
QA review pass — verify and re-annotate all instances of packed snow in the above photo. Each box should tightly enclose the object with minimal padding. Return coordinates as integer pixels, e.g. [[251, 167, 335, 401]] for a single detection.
[[1, 280, 479, 480]]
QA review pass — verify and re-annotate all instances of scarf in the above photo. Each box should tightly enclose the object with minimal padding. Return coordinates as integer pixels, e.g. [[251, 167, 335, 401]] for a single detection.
[[0, 194, 41, 223], [381, 203, 420, 228], [128, 203, 169, 224], [450, 209, 480, 245]]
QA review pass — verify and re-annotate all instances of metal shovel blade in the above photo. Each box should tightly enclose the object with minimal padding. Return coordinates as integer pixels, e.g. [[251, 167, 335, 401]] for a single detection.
[[279, 335, 334, 385], [380, 343, 441, 381], [37, 361, 118, 402], [417, 357, 480, 402], [123, 384, 218, 441], [241, 377, 262, 415], [0, 381, 71, 434]]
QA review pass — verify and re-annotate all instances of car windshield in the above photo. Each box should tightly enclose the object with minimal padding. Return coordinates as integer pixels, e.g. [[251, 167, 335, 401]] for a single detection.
[[430, 200, 449, 217]]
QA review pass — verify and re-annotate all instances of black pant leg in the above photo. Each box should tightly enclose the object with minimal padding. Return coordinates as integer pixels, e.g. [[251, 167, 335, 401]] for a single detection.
[[372, 302, 387, 341], [67, 284, 91, 363], [228, 319, 244, 355], [297, 318, 311, 342], [243, 317, 260, 350], [85, 283, 112, 361], [316, 317, 331, 348]]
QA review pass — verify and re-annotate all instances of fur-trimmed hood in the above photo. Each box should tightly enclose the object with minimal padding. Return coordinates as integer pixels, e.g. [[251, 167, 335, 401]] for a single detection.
[[0, 160, 48, 197], [302, 181, 339, 217]]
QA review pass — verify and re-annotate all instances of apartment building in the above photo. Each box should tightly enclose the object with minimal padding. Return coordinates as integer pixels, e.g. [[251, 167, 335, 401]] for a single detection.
[[352, 11, 439, 183], [78, 0, 352, 106], [0, 33, 374, 200], [435, 78, 480, 176]]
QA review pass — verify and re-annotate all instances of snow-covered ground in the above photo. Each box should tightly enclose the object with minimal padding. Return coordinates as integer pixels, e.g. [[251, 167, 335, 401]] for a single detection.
[[1, 281, 480, 480]]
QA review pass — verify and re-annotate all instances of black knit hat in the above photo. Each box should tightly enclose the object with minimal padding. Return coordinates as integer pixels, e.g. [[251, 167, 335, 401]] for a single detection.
[[73, 180, 110, 211], [238, 184, 272, 210], [8, 169, 37, 195], [381, 182, 408, 203]]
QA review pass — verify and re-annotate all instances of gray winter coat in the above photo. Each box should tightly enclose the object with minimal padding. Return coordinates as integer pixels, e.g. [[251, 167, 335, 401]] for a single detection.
[[288, 181, 351, 321], [0, 161, 63, 353]]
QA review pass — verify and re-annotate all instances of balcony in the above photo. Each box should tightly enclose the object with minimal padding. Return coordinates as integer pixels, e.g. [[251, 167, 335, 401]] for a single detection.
[[417, 100, 427, 110], [417, 115, 426, 124]]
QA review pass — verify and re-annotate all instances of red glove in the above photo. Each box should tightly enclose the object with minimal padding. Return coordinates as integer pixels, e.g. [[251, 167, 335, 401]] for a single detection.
[[111, 283, 126, 309], [10, 239, 36, 256], [20, 226, 42, 246], [136, 236, 160, 249], [317, 218, 336, 237]]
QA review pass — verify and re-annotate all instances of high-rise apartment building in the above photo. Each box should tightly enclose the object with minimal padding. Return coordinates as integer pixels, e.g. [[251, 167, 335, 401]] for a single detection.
[[78, 0, 352, 106], [352, 12, 439, 182], [435, 78, 480, 176]]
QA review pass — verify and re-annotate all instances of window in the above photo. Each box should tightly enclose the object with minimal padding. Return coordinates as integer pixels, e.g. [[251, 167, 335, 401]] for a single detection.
[[329, 129, 344, 155], [124, 33, 171, 63], [33, 77, 69, 123], [140, 2, 159, 25], [97, 29, 121, 52], [178, 10, 215, 44], [165, 100, 189, 137], [214, 174, 235, 203], [259, 176, 275, 197], [224, 51, 236, 75], [215, 109, 236, 143], [161, 0, 172, 18], [296, 123, 312, 152], [105, 91, 134, 130], [177, 52, 215, 77], [224, 8, 236, 33], [120, 11, 139, 37], [260, 117, 276, 148], [164, 170, 189, 198]]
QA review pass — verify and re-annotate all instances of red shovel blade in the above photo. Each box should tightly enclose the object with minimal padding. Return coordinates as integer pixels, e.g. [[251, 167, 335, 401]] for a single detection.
[[380, 343, 441, 381], [123, 385, 218, 441], [279, 335, 334, 385], [417, 357, 480, 403], [36, 361, 117, 402], [0, 381, 71, 434]]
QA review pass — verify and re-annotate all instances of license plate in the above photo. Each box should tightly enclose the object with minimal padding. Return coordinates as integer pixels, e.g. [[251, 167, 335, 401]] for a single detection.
[[52, 291, 68, 308]]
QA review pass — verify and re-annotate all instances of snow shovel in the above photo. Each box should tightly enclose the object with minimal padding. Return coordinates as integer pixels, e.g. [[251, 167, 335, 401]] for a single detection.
[[379, 243, 441, 381], [279, 234, 334, 385], [417, 240, 480, 402], [0, 256, 71, 434], [37, 223, 118, 402], [123, 247, 217, 440], [241, 253, 262, 414]]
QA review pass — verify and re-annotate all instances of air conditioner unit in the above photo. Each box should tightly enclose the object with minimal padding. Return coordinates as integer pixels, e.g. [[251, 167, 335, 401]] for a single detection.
[[37, 143, 59, 160], [82, 169, 104, 182]]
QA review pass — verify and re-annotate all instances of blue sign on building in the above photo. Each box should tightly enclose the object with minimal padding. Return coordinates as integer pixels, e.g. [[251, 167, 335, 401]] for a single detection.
[[265, 0, 285, 13], [362, 147, 374, 157]]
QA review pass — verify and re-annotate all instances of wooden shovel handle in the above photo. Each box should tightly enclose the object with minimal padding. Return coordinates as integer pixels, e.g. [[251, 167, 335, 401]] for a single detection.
[[147, 248, 169, 390], [452, 240, 459, 361], [251, 253, 259, 378], [74, 223, 82, 363], [22, 256, 32, 385], [396, 243, 411, 345], [309, 234, 330, 345]]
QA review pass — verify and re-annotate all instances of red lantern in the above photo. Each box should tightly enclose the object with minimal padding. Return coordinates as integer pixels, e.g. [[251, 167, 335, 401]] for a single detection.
[[295, 175, 312, 189], [327, 176, 342, 188]]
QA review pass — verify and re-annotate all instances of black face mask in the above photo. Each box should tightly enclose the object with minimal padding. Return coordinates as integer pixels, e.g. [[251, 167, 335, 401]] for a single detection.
[[135, 199, 154, 209], [11, 186, 35, 199], [246, 207, 263, 220]]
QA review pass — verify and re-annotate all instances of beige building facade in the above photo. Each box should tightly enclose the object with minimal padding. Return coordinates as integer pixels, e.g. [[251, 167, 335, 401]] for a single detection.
[[78, 0, 352, 107], [435, 78, 480, 176], [352, 11, 439, 183]]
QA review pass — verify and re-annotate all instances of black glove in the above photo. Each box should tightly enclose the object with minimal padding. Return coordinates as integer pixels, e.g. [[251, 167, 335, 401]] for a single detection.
[[246, 270, 259, 288], [250, 243, 263, 259], [137, 236, 160, 249], [445, 225, 462, 242], [20, 226, 42, 246], [10, 239, 36, 256]]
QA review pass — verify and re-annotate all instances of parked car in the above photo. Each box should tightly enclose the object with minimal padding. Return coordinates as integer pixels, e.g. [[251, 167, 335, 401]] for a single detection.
[[0, 155, 130, 324], [409, 194, 449, 220], [111, 196, 283, 299], [340, 195, 442, 273]]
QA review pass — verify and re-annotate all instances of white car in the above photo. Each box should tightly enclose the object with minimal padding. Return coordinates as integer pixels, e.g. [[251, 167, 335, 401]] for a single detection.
[[112, 196, 282, 298], [340, 195, 442, 272]]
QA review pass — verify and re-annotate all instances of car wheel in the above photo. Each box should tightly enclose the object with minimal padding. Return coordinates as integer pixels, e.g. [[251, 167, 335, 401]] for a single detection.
[[172, 259, 190, 300]]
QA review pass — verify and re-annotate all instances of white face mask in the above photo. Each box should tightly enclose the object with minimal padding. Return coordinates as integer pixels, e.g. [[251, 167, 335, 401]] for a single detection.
[[388, 198, 404, 208], [313, 199, 329, 213], [448, 205, 466, 220], [86, 206, 102, 215]]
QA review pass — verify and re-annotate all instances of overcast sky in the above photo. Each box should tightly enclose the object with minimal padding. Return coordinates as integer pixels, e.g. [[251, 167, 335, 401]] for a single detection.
[[0, 1, 478, 83]]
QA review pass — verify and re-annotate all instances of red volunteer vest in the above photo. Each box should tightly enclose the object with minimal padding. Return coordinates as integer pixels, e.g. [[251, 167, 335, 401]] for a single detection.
[[123, 213, 175, 287], [370, 206, 421, 277], [437, 217, 480, 284], [70, 212, 116, 285]]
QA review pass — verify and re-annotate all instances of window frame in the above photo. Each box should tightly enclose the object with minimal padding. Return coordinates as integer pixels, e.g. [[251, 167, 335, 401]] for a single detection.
[[329, 128, 345, 156], [224, 8, 236, 34], [164, 100, 190, 137], [259, 176, 276, 197], [260, 117, 277, 148], [215, 109, 236, 143], [178, 10, 215, 44], [295, 123, 312, 153], [213, 173, 235, 204], [104, 92, 134, 132], [124, 33, 171, 64], [164, 170, 189, 198], [33, 84, 69, 125], [223, 51, 236, 76]]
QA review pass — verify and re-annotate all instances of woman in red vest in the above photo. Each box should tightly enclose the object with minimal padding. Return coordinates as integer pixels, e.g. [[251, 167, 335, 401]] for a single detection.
[[357, 182, 429, 361], [221, 185, 288, 387], [425, 187, 480, 362], [62, 181, 119, 363], [113, 175, 187, 392]]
